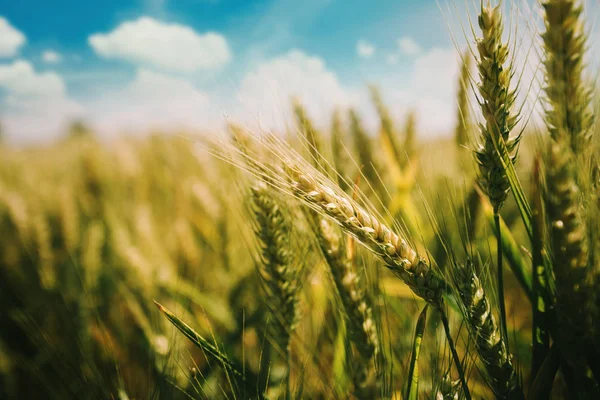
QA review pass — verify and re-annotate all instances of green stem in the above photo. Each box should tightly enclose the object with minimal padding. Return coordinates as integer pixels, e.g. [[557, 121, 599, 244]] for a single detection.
[[438, 302, 471, 400], [495, 212, 509, 351], [286, 343, 292, 400]]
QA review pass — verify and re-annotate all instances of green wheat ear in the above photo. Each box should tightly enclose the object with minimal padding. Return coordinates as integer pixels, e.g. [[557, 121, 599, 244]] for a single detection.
[[435, 373, 461, 400], [455, 50, 473, 175], [542, 0, 593, 154], [545, 138, 595, 370], [250, 182, 300, 352], [474, 2, 520, 213], [330, 109, 352, 192], [453, 261, 523, 400]]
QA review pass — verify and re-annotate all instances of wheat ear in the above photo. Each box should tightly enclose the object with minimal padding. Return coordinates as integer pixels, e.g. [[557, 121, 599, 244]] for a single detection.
[[284, 166, 444, 304], [250, 182, 300, 358], [542, 0, 593, 154], [474, 1, 520, 348], [435, 374, 461, 400], [330, 109, 351, 192], [274, 159, 473, 398], [300, 108, 379, 396], [370, 85, 402, 165], [316, 216, 378, 397], [474, 2, 520, 212], [349, 108, 384, 199], [455, 50, 473, 175], [454, 262, 523, 400], [545, 139, 594, 369]]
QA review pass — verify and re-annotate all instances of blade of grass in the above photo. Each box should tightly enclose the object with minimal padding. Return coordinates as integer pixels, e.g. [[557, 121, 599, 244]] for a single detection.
[[154, 300, 259, 398], [495, 212, 509, 351], [406, 305, 428, 400], [491, 132, 532, 238], [438, 302, 471, 400], [527, 345, 560, 400], [477, 186, 533, 301], [530, 157, 550, 381], [161, 279, 237, 331]]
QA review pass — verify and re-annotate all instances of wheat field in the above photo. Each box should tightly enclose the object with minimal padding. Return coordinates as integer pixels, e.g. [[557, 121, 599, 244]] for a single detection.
[[1, 1, 600, 399]]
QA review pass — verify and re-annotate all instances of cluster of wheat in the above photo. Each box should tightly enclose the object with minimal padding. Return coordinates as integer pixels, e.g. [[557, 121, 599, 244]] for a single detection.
[[1, 0, 600, 399]]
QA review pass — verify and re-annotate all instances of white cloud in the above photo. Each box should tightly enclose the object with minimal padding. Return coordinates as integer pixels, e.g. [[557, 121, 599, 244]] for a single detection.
[[0, 17, 26, 58], [236, 49, 354, 132], [385, 47, 460, 134], [86, 68, 219, 135], [0, 60, 66, 98], [89, 17, 231, 72], [42, 50, 62, 64], [356, 40, 375, 59], [397, 36, 421, 56], [0, 60, 83, 142], [386, 54, 398, 65]]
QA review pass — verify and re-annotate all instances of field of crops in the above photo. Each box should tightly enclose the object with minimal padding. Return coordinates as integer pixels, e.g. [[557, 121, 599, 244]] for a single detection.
[[1, 1, 600, 399]]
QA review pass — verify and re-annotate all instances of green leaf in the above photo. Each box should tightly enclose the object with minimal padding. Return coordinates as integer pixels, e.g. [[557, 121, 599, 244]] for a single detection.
[[527, 345, 560, 400], [154, 301, 260, 398], [406, 305, 428, 400], [478, 186, 533, 301], [530, 158, 550, 380], [161, 279, 237, 331], [491, 132, 532, 237], [332, 317, 350, 392]]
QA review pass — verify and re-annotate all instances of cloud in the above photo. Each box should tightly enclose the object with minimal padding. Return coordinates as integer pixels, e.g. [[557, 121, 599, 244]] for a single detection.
[[42, 50, 62, 64], [0, 17, 26, 58], [86, 68, 219, 135], [397, 36, 421, 56], [385, 47, 460, 134], [0, 60, 66, 98], [386, 54, 398, 65], [0, 60, 83, 142], [236, 49, 354, 131], [356, 40, 375, 59], [89, 17, 231, 72]]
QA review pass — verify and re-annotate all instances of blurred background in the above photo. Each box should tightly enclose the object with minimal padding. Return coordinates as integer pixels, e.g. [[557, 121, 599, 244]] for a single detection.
[[0, 0, 519, 143]]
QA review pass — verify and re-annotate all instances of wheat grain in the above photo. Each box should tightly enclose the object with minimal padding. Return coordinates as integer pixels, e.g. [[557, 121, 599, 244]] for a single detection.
[[454, 261, 523, 400]]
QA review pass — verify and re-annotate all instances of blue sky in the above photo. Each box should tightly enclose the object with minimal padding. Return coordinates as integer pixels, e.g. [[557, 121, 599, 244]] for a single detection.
[[0, 0, 548, 142]]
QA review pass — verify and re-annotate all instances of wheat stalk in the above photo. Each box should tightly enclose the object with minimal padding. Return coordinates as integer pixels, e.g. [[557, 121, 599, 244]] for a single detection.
[[402, 110, 417, 169]]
